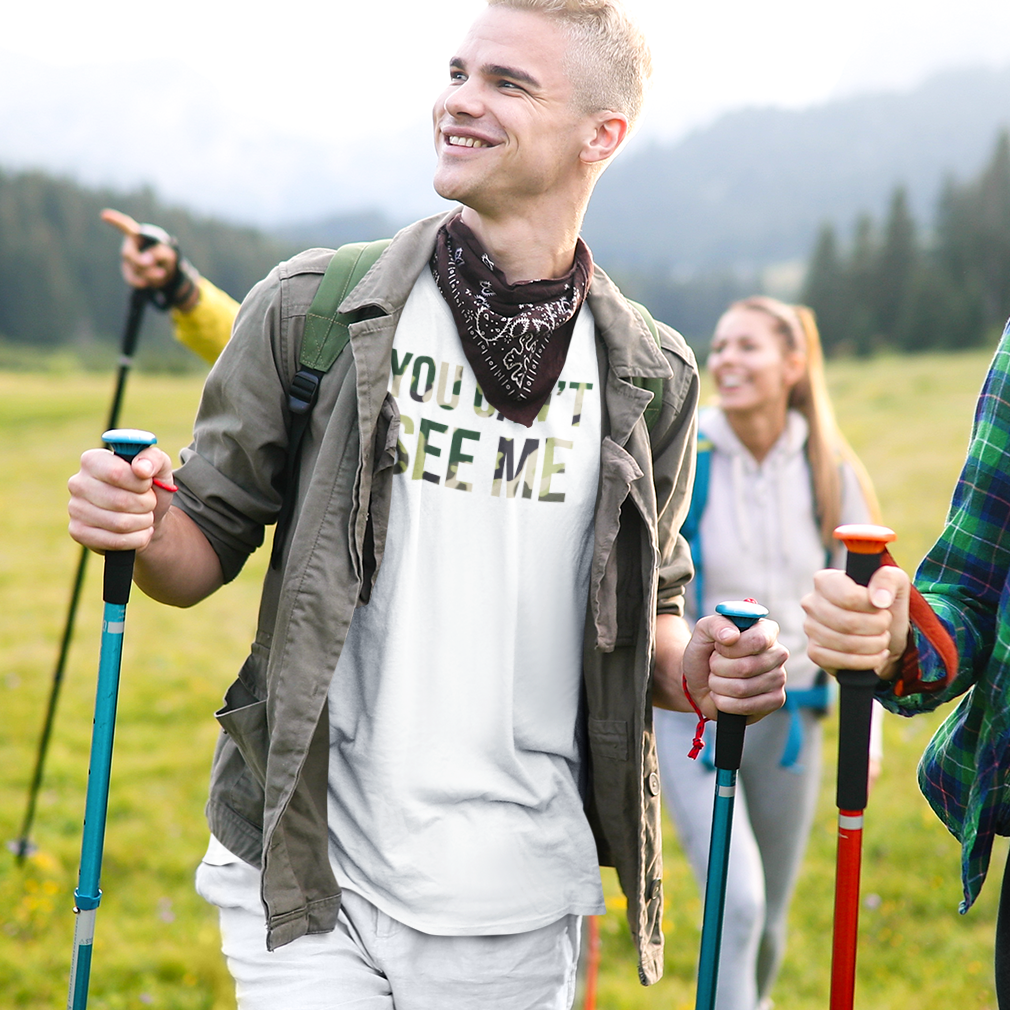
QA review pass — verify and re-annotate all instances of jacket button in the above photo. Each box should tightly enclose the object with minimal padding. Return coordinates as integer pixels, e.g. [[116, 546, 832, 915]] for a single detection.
[[647, 772, 661, 796]]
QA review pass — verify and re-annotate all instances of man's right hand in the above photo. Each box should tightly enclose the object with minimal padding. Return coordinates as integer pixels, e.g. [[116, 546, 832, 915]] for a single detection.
[[68, 445, 176, 555], [101, 208, 181, 292], [802, 566, 912, 681]]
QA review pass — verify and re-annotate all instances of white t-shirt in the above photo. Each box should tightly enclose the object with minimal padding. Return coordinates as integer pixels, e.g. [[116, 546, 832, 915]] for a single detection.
[[325, 268, 606, 935]]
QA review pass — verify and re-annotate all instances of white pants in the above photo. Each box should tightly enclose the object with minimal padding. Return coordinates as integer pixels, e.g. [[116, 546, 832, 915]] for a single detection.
[[655, 708, 823, 1010], [195, 855, 581, 1010]]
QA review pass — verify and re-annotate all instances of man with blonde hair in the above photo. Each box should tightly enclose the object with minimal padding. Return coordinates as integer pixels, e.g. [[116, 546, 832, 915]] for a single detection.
[[74, 2, 788, 1006]]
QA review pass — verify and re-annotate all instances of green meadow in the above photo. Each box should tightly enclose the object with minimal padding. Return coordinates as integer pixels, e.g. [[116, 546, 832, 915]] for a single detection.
[[0, 348, 1005, 1008]]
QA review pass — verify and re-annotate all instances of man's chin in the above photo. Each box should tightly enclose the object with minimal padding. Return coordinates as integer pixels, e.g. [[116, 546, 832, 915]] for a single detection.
[[432, 173, 478, 209]]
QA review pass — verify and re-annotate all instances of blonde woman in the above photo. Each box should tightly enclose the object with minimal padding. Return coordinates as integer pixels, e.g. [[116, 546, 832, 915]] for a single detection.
[[655, 297, 881, 1010]]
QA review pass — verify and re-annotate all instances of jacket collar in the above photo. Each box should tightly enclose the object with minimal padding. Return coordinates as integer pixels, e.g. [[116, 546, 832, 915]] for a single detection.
[[586, 267, 673, 382], [338, 210, 457, 317], [341, 209, 674, 388]]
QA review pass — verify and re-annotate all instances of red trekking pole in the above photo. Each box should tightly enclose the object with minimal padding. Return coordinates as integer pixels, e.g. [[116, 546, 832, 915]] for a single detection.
[[830, 523, 895, 1010]]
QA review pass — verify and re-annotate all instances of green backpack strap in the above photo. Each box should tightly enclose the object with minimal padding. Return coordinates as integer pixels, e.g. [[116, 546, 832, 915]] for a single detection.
[[271, 238, 390, 568], [300, 239, 392, 371], [626, 298, 664, 432]]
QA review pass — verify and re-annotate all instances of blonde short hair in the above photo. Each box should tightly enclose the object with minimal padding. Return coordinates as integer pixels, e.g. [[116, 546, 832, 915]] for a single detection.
[[487, 0, 652, 129]]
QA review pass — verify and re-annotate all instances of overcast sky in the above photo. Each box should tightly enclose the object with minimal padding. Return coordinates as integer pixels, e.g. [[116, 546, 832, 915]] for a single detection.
[[8, 0, 1010, 138], [3, 0, 1010, 223]]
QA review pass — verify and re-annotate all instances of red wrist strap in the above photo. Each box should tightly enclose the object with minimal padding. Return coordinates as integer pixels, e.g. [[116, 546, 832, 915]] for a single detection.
[[880, 549, 957, 696], [682, 674, 709, 760]]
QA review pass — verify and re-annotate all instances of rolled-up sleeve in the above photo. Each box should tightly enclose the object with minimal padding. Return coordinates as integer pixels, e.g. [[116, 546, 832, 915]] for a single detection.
[[172, 264, 297, 583]]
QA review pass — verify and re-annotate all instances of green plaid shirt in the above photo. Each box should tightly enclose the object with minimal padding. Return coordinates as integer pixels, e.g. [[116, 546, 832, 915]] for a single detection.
[[880, 320, 1010, 912]]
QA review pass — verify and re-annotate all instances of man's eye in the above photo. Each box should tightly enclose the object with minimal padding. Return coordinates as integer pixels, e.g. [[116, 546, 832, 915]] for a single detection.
[[450, 70, 466, 83]]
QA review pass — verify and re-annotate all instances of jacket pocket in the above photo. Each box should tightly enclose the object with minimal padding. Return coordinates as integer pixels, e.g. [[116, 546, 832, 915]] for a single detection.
[[216, 675, 269, 788], [591, 437, 645, 651]]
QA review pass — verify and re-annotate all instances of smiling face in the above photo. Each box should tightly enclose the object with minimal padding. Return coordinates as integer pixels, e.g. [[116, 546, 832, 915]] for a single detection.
[[708, 306, 806, 418], [432, 7, 599, 219]]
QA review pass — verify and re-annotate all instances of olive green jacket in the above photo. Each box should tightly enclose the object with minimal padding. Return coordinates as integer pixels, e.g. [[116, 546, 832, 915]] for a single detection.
[[173, 210, 699, 985]]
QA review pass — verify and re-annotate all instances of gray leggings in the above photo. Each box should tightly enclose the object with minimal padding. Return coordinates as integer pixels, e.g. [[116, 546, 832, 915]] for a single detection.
[[654, 707, 822, 1010]]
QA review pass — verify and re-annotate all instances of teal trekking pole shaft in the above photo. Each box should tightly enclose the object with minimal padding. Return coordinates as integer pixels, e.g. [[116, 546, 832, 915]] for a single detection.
[[695, 599, 769, 1010], [67, 428, 157, 1010]]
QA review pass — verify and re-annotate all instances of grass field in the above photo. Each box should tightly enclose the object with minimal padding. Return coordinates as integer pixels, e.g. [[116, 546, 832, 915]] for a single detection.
[[0, 348, 1005, 1008]]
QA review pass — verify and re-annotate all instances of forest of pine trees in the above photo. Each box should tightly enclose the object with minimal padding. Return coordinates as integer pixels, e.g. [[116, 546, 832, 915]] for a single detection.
[[802, 130, 1010, 354], [0, 172, 292, 353]]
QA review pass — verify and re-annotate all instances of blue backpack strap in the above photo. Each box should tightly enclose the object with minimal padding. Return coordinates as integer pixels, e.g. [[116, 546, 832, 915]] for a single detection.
[[780, 671, 833, 769], [682, 432, 712, 616]]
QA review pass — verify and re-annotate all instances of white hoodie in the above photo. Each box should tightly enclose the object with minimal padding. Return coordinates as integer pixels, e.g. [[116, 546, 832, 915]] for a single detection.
[[691, 405, 871, 692]]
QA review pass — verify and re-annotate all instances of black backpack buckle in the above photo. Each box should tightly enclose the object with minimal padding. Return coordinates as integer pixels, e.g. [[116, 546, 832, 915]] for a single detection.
[[288, 369, 321, 415]]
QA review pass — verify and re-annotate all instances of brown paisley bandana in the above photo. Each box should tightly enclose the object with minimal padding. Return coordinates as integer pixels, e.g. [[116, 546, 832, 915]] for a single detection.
[[431, 214, 593, 427]]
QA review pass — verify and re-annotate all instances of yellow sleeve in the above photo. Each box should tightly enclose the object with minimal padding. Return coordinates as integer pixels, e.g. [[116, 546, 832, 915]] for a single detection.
[[170, 277, 240, 365]]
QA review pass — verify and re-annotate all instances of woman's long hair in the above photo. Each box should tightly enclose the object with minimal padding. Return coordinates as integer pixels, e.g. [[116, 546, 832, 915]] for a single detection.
[[725, 296, 881, 550]]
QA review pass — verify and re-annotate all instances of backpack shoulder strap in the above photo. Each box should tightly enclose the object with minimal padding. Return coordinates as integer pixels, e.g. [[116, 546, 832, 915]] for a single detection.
[[300, 239, 392, 372], [626, 298, 663, 432], [681, 431, 712, 615], [271, 238, 390, 568]]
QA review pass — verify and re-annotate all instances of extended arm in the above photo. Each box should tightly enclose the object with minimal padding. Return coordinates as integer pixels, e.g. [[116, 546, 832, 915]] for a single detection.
[[101, 208, 238, 365], [646, 325, 787, 718], [804, 324, 1010, 711]]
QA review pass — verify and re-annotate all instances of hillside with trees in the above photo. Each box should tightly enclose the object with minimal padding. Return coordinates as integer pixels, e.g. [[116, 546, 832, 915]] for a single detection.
[[583, 65, 1010, 273], [802, 131, 1010, 354], [0, 173, 293, 361]]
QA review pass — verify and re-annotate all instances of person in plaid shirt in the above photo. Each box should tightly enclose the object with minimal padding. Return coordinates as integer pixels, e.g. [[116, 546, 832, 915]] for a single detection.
[[803, 318, 1010, 1006]]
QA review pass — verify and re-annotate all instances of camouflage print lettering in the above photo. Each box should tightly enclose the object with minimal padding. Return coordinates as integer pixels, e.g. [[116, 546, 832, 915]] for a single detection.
[[539, 438, 572, 502], [394, 415, 415, 475], [492, 438, 540, 499], [412, 418, 448, 483], [445, 428, 481, 492], [390, 351, 414, 397], [436, 363, 464, 411], [569, 382, 594, 427], [410, 356, 436, 403], [535, 381, 567, 423], [473, 386, 496, 418]]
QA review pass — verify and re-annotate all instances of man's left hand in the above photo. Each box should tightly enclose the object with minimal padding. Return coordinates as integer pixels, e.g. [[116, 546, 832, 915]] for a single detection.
[[654, 613, 787, 720]]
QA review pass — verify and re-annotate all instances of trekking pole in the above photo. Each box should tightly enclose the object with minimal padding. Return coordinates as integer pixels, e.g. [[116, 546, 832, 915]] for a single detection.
[[67, 428, 157, 1010], [829, 523, 895, 1010], [695, 599, 769, 1010], [12, 233, 159, 863]]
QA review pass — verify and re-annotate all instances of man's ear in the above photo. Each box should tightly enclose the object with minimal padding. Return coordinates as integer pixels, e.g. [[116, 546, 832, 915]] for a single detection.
[[581, 112, 629, 166]]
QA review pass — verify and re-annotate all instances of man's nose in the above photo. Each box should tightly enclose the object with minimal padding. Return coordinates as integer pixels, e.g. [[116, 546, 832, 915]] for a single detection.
[[442, 79, 484, 119]]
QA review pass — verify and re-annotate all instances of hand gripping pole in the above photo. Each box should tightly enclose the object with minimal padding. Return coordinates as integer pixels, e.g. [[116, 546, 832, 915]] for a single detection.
[[829, 523, 896, 1010], [67, 429, 157, 1010], [695, 599, 768, 1010]]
